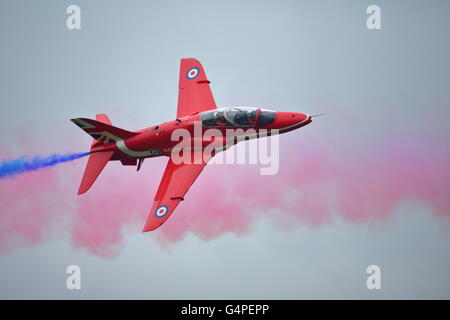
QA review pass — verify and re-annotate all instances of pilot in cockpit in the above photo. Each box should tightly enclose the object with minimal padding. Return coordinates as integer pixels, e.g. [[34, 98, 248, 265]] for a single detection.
[[214, 111, 227, 126]]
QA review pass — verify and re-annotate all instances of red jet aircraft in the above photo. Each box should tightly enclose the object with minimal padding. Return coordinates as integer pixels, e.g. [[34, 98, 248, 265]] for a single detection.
[[72, 58, 314, 231]]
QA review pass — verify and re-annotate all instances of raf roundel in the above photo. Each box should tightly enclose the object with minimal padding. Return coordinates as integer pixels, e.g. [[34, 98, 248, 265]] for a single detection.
[[154, 205, 169, 218], [186, 67, 200, 80]]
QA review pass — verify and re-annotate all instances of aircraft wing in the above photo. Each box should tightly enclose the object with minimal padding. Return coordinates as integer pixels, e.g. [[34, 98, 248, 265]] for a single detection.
[[177, 58, 216, 118], [142, 153, 211, 232]]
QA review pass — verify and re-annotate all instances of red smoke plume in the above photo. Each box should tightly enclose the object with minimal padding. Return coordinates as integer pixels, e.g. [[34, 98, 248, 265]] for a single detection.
[[0, 132, 449, 258]]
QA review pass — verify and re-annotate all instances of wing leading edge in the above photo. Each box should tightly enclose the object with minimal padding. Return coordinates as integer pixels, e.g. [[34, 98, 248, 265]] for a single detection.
[[142, 153, 211, 232]]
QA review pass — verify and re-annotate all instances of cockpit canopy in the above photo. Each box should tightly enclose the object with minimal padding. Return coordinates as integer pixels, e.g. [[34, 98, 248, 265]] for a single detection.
[[200, 107, 276, 127]]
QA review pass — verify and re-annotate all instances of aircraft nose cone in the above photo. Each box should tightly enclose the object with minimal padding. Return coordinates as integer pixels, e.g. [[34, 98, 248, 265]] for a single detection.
[[282, 112, 309, 125], [273, 112, 311, 131], [291, 112, 308, 120]]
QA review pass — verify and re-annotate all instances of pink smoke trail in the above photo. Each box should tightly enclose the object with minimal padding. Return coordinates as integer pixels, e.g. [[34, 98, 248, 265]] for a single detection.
[[156, 133, 450, 242], [0, 168, 65, 251], [0, 130, 449, 258]]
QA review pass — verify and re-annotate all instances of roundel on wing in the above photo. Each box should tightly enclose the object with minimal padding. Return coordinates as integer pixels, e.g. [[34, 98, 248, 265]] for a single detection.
[[186, 67, 200, 80], [154, 205, 169, 218]]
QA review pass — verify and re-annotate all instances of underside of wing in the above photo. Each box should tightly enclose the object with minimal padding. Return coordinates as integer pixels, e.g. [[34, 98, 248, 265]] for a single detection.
[[177, 58, 216, 118], [142, 152, 211, 232]]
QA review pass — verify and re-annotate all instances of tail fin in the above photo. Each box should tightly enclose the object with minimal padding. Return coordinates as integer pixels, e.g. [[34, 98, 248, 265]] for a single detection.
[[72, 114, 128, 194], [95, 114, 112, 126]]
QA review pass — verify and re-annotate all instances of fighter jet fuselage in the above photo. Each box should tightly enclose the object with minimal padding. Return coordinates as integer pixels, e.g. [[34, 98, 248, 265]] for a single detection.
[[71, 58, 315, 231]]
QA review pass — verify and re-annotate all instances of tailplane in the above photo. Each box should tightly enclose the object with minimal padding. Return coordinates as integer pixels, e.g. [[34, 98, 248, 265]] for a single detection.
[[77, 150, 114, 194], [72, 114, 128, 194]]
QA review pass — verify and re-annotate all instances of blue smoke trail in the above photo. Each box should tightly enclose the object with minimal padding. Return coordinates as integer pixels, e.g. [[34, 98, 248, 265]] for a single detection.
[[0, 152, 90, 179]]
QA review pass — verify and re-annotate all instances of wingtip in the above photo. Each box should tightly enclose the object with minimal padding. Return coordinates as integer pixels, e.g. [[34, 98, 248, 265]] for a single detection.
[[77, 183, 90, 195], [142, 218, 164, 232], [180, 57, 202, 66], [142, 224, 157, 232], [181, 57, 198, 61]]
